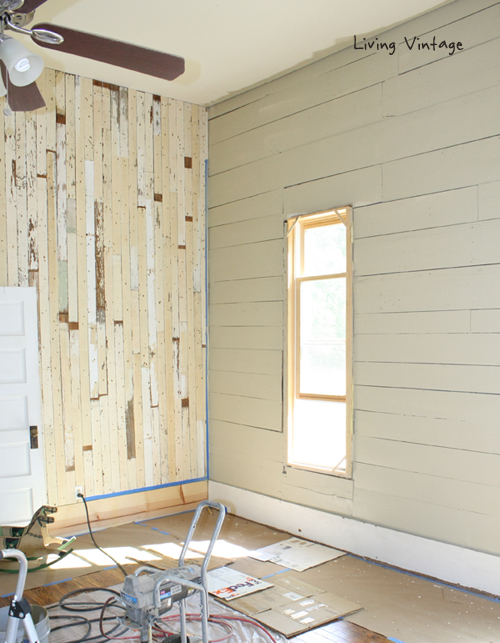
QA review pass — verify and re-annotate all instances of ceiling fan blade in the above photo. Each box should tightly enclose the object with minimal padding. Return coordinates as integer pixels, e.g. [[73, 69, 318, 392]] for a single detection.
[[32, 23, 185, 81], [16, 0, 49, 13], [1, 61, 45, 111]]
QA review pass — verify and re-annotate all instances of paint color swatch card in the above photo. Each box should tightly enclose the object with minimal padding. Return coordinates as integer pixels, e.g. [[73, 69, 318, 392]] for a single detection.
[[207, 566, 273, 601], [249, 537, 345, 571]]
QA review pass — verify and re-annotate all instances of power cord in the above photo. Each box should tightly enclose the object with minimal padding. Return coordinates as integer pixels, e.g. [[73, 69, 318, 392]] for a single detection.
[[78, 492, 128, 577]]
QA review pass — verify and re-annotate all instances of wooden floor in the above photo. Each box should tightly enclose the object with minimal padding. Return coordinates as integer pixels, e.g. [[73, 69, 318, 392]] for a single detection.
[[0, 563, 390, 642]]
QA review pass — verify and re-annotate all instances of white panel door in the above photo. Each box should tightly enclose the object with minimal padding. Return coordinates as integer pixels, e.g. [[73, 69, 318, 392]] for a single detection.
[[0, 287, 46, 525]]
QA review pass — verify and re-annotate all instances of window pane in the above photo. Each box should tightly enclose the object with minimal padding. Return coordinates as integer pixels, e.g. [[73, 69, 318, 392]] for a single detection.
[[299, 278, 346, 396], [303, 222, 346, 276], [290, 399, 346, 470]]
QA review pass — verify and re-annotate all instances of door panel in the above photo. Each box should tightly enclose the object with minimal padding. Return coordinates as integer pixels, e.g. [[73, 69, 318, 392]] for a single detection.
[[0, 287, 46, 525]]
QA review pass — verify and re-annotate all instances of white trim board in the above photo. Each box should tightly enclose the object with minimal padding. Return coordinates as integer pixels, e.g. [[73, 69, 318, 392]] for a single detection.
[[209, 481, 500, 597]]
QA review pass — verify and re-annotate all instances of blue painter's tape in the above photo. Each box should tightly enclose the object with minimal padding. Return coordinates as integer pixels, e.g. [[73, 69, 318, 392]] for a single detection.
[[261, 568, 291, 579], [388, 638, 406, 643], [149, 528, 171, 536], [102, 566, 116, 571], [204, 158, 210, 481], [84, 477, 207, 502], [1, 593, 13, 598], [348, 555, 500, 604], [146, 509, 195, 522], [43, 578, 72, 587]]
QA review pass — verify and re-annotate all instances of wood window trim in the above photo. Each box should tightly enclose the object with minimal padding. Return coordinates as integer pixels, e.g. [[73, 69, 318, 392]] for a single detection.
[[295, 274, 347, 401], [286, 206, 353, 478]]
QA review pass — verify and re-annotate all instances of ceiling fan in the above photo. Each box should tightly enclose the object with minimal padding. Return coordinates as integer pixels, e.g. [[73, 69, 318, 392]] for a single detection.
[[0, 0, 185, 112]]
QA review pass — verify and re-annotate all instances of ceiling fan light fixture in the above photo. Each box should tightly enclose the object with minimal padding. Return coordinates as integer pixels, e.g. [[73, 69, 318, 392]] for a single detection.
[[0, 34, 43, 85], [0, 70, 7, 97]]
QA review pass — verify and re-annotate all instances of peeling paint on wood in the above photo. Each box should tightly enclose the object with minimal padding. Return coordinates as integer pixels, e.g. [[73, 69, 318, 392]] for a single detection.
[[0, 67, 208, 505], [126, 398, 136, 460]]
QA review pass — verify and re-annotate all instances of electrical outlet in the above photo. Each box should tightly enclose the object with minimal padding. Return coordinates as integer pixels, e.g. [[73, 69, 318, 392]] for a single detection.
[[75, 486, 83, 501]]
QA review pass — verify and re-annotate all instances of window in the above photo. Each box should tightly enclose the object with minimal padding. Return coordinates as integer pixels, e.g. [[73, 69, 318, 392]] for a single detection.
[[286, 207, 352, 476]]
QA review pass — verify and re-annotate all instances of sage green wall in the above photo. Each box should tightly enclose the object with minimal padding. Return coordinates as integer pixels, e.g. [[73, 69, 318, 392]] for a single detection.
[[207, 0, 500, 555]]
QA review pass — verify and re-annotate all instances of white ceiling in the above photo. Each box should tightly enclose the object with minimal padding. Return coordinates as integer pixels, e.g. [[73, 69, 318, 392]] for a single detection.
[[25, 0, 453, 106]]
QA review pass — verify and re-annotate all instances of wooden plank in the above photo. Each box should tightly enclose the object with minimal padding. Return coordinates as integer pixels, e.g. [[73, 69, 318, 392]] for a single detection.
[[353, 187, 478, 239], [210, 391, 282, 431], [66, 76, 77, 321], [209, 301, 284, 327], [132, 352, 145, 488], [383, 137, 500, 202], [355, 384, 500, 426], [101, 80, 116, 495], [283, 165, 382, 216], [55, 71, 67, 264], [209, 326, 283, 351], [85, 159, 99, 399], [75, 74, 92, 487], [210, 86, 500, 208], [209, 276, 286, 305], [47, 151, 67, 505], [354, 409, 500, 455], [25, 111, 37, 273], [45, 69, 56, 153], [354, 434, 500, 487], [146, 200, 158, 406], [479, 180, 500, 220], [36, 174, 57, 503], [114, 320, 128, 491], [397, 3, 500, 74], [94, 201, 107, 394], [353, 488, 500, 554], [65, 74, 76, 202], [209, 214, 284, 249], [209, 52, 395, 144], [210, 347, 283, 375], [136, 91, 146, 206], [36, 68, 47, 176], [210, 239, 284, 282], [384, 37, 500, 117], [355, 218, 500, 277], [99, 394, 110, 492], [69, 327, 84, 488], [5, 111, 17, 286], [90, 398, 102, 496], [210, 84, 382, 175], [119, 87, 129, 158], [15, 112, 28, 287], [472, 308, 500, 333], [355, 462, 500, 519], [354, 310, 471, 335], [141, 363, 154, 486], [161, 98, 176, 483], [355, 264, 500, 314], [209, 189, 282, 228], [355, 361, 500, 396], [356, 333, 500, 366], [153, 196, 168, 481]]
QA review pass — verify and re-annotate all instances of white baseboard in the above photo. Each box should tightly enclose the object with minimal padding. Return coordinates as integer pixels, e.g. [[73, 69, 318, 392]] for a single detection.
[[209, 481, 500, 597]]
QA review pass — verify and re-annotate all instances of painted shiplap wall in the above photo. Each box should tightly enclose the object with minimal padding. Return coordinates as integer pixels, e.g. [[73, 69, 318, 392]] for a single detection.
[[208, 0, 500, 554], [0, 68, 208, 506]]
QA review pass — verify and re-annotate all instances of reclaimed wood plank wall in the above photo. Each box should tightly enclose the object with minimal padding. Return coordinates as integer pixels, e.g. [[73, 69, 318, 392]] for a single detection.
[[0, 68, 208, 506]]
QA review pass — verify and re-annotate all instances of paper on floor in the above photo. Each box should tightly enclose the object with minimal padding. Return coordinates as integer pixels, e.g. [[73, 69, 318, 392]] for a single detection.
[[207, 566, 273, 600], [249, 537, 345, 571]]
